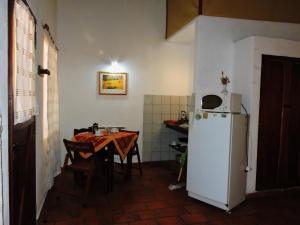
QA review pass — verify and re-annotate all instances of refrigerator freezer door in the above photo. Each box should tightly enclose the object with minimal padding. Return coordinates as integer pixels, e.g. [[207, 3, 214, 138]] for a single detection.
[[187, 113, 231, 204]]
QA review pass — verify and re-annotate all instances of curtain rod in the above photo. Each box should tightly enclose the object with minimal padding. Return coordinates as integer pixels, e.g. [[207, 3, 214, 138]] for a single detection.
[[43, 24, 59, 51], [21, 0, 37, 25]]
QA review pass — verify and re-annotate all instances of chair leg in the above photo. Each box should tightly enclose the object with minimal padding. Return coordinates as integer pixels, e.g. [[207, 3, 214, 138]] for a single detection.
[[119, 155, 124, 169], [82, 170, 93, 206], [136, 146, 143, 176]]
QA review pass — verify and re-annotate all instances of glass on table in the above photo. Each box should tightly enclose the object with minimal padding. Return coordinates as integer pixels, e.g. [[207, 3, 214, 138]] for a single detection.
[[105, 127, 112, 135]]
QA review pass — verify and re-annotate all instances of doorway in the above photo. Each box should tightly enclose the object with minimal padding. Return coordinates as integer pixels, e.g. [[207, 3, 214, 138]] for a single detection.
[[256, 55, 300, 191]]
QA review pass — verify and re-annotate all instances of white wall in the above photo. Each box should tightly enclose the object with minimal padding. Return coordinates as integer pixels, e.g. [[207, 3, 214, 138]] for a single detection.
[[57, 0, 193, 162], [234, 36, 300, 193], [191, 16, 300, 193], [27, 0, 58, 218], [194, 16, 300, 96], [232, 37, 254, 111], [0, 0, 9, 223]]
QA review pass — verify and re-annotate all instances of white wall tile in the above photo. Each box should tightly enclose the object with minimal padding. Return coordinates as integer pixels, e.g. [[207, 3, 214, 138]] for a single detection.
[[151, 151, 161, 161], [153, 95, 162, 105], [171, 96, 180, 105], [151, 133, 161, 143], [161, 126, 170, 134], [187, 106, 191, 113], [161, 151, 170, 161], [171, 105, 180, 114], [143, 151, 151, 162], [161, 104, 170, 114], [180, 105, 187, 112], [143, 123, 152, 133], [143, 132, 152, 142], [161, 114, 171, 122], [151, 142, 161, 151], [187, 96, 191, 106], [152, 114, 162, 124], [160, 143, 170, 151], [144, 104, 153, 114], [160, 133, 170, 143], [170, 114, 179, 120], [143, 142, 151, 152], [153, 105, 162, 114], [143, 94, 189, 162], [144, 95, 153, 105], [169, 151, 178, 160], [144, 114, 153, 123], [180, 96, 187, 105], [162, 96, 171, 104], [152, 123, 162, 133]]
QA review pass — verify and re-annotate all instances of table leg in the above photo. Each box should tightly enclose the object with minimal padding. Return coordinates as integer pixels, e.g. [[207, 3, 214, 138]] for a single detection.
[[106, 142, 114, 192], [125, 148, 133, 181]]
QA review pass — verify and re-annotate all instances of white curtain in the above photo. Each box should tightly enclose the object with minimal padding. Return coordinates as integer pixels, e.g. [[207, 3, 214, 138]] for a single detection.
[[14, 0, 37, 125], [43, 34, 61, 187], [47, 35, 60, 184]]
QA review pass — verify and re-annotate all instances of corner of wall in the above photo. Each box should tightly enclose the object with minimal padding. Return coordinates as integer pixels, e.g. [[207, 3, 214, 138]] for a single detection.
[[0, 0, 10, 224]]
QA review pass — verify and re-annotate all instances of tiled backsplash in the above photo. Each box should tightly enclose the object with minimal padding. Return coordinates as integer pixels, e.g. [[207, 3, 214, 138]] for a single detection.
[[143, 95, 190, 162]]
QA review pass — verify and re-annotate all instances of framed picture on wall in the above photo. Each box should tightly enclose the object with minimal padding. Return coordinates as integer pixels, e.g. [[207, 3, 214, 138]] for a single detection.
[[98, 72, 128, 95]]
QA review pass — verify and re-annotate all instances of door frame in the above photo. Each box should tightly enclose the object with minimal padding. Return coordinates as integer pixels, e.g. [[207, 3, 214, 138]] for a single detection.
[[234, 37, 300, 194], [254, 54, 300, 195], [8, 0, 37, 224], [256, 54, 288, 190], [8, 0, 15, 222]]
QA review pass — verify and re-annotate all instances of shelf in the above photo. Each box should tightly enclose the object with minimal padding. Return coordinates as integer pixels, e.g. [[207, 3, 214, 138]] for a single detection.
[[169, 144, 187, 153], [164, 121, 188, 135]]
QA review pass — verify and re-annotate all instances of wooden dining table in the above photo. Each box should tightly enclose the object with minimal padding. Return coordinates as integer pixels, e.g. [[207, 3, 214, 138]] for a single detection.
[[72, 131, 138, 192]]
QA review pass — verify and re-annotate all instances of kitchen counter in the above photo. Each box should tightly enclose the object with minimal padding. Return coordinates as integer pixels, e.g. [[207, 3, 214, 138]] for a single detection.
[[163, 120, 188, 135]]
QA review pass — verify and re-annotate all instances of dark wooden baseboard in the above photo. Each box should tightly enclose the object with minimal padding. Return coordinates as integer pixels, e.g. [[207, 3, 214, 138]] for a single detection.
[[246, 186, 300, 199], [141, 160, 176, 165]]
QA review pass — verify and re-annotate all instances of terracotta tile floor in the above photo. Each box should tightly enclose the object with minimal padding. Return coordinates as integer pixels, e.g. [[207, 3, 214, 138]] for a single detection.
[[38, 162, 300, 225]]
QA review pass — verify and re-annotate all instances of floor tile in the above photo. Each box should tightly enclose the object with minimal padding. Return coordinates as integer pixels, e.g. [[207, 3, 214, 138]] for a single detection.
[[147, 201, 169, 210], [37, 162, 300, 225], [181, 213, 207, 224], [157, 216, 183, 225]]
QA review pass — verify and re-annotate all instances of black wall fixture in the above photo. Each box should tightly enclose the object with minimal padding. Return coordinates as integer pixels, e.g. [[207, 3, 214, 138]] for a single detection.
[[38, 65, 50, 76]]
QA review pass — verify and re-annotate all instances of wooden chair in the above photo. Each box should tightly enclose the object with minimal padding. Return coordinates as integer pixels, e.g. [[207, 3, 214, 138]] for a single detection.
[[62, 139, 96, 205], [73, 127, 111, 185], [73, 127, 93, 136], [116, 130, 142, 176]]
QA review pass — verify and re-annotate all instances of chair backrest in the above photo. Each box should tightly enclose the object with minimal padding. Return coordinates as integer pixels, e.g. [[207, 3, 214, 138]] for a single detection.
[[63, 139, 95, 163], [74, 127, 93, 136], [121, 130, 139, 135], [112, 126, 125, 130]]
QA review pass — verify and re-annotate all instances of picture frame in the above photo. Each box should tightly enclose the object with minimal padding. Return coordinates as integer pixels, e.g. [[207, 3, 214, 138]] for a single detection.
[[98, 72, 128, 95]]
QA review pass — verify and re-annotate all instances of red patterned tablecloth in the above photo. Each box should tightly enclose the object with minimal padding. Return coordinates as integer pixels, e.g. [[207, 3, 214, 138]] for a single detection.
[[72, 131, 137, 160]]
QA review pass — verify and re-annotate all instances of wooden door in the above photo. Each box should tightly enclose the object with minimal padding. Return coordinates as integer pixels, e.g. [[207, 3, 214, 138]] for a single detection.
[[8, 0, 36, 224], [10, 119, 36, 225], [256, 55, 300, 191], [286, 61, 300, 186]]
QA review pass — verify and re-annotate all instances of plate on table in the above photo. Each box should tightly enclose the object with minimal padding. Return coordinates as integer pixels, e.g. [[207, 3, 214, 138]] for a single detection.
[[111, 127, 119, 133]]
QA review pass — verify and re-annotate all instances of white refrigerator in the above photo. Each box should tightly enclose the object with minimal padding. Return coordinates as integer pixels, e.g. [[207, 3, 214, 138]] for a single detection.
[[187, 112, 247, 211]]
